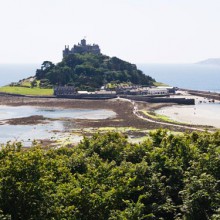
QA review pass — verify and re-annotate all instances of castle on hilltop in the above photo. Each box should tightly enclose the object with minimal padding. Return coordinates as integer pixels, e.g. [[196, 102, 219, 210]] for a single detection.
[[63, 39, 101, 57]]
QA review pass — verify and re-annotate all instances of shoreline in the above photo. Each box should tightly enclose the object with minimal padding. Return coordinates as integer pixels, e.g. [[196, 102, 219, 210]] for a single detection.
[[0, 95, 179, 147], [0, 93, 213, 131], [0, 91, 219, 147], [181, 89, 220, 101]]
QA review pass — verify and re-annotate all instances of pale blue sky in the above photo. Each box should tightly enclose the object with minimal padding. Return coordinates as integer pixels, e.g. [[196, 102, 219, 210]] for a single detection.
[[0, 0, 220, 64]]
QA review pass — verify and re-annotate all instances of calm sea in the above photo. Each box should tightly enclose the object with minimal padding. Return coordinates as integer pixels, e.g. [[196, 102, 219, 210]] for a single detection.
[[0, 64, 40, 87], [138, 63, 220, 92], [0, 63, 220, 92]]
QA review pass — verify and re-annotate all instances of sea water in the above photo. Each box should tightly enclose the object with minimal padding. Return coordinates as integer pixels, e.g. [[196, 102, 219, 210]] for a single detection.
[[137, 63, 220, 127], [0, 64, 40, 87], [0, 106, 116, 145], [138, 63, 220, 92], [0, 63, 220, 91], [0, 106, 116, 120], [1, 63, 220, 130]]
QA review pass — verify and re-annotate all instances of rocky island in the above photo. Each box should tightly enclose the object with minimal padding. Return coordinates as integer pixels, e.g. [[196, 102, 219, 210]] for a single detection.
[[36, 39, 155, 91]]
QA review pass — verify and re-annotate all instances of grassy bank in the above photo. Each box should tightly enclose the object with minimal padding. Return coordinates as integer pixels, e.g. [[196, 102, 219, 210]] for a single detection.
[[140, 110, 187, 124], [0, 86, 53, 96], [153, 81, 169, 86]]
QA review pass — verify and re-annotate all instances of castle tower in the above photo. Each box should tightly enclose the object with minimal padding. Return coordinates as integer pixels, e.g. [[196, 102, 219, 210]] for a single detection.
[[63, 45, 70, 57], [63, 39, 101, 57], [81, 39, 86, 46]]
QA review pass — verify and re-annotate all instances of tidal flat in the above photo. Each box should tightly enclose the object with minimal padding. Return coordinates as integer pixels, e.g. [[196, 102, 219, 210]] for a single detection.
[[155, 93, 220, 128], [0, 94, 216, 147], [0, 106, 116, 146]]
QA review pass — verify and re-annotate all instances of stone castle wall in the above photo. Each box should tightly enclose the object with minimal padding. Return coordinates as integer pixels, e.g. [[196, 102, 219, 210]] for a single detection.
[[63, 39, 101, 57]]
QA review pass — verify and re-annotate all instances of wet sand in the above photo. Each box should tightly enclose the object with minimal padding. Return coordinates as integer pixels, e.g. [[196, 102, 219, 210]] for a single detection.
[[155, 99, 220, 128], [0, 94, 185, 131], [1, 93, 216, 147]]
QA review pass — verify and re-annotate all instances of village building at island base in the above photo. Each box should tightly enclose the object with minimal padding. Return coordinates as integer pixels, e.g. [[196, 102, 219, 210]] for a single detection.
[[53, 85, 194, 104]]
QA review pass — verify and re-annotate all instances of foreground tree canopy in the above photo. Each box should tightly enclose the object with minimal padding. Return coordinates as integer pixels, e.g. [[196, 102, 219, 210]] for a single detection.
[[35, 54, 155, 90], [0, 130, 219, 219]]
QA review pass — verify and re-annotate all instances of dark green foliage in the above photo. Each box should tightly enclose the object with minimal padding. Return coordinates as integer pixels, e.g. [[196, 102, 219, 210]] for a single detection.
[[39, 79, 52, 88], [0, 130, 219, 219], [30, 79, 37, 88], [35, 53, 155, 90]]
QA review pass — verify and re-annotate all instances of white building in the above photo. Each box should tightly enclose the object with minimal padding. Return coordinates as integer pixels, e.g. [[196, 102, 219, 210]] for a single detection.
[[147, 88, 168, 95]]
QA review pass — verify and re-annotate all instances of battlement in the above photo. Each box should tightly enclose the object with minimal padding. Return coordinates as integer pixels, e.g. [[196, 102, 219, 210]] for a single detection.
[[63, 39, 101, 57]]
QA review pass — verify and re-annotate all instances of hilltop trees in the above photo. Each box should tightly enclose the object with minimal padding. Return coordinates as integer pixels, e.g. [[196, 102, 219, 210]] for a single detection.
[[0, 130, 219, 219], [35, 53, 155, 90]]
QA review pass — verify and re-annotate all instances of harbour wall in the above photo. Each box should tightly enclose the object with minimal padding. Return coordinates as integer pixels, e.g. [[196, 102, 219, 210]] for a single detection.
[[119, 95, 195, 105], [0, 92, 117, 100], [56, 94, 117, 99], [0, 92, 195, 104], [185, 90, 220, 101]]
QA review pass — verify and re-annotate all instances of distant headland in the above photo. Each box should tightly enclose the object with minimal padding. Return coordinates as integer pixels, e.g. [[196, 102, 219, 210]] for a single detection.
[[197, 58, 220, 66]]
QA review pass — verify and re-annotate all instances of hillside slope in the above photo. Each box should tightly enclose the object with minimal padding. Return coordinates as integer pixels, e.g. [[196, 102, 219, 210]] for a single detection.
[[35, 53, 155, 90]]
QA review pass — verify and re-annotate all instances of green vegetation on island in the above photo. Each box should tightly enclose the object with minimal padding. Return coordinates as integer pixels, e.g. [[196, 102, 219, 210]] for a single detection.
[[0, 86, 53, 96], [153, 81, 169, 87], [0, 130, 219, 219], [35, 54, 155, 91], [0, 41, 156, 95], [0, 78, 53, 96]]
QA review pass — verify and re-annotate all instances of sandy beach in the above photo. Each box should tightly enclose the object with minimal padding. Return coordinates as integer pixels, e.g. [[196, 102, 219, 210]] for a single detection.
[[154, 91, 220, 128]]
